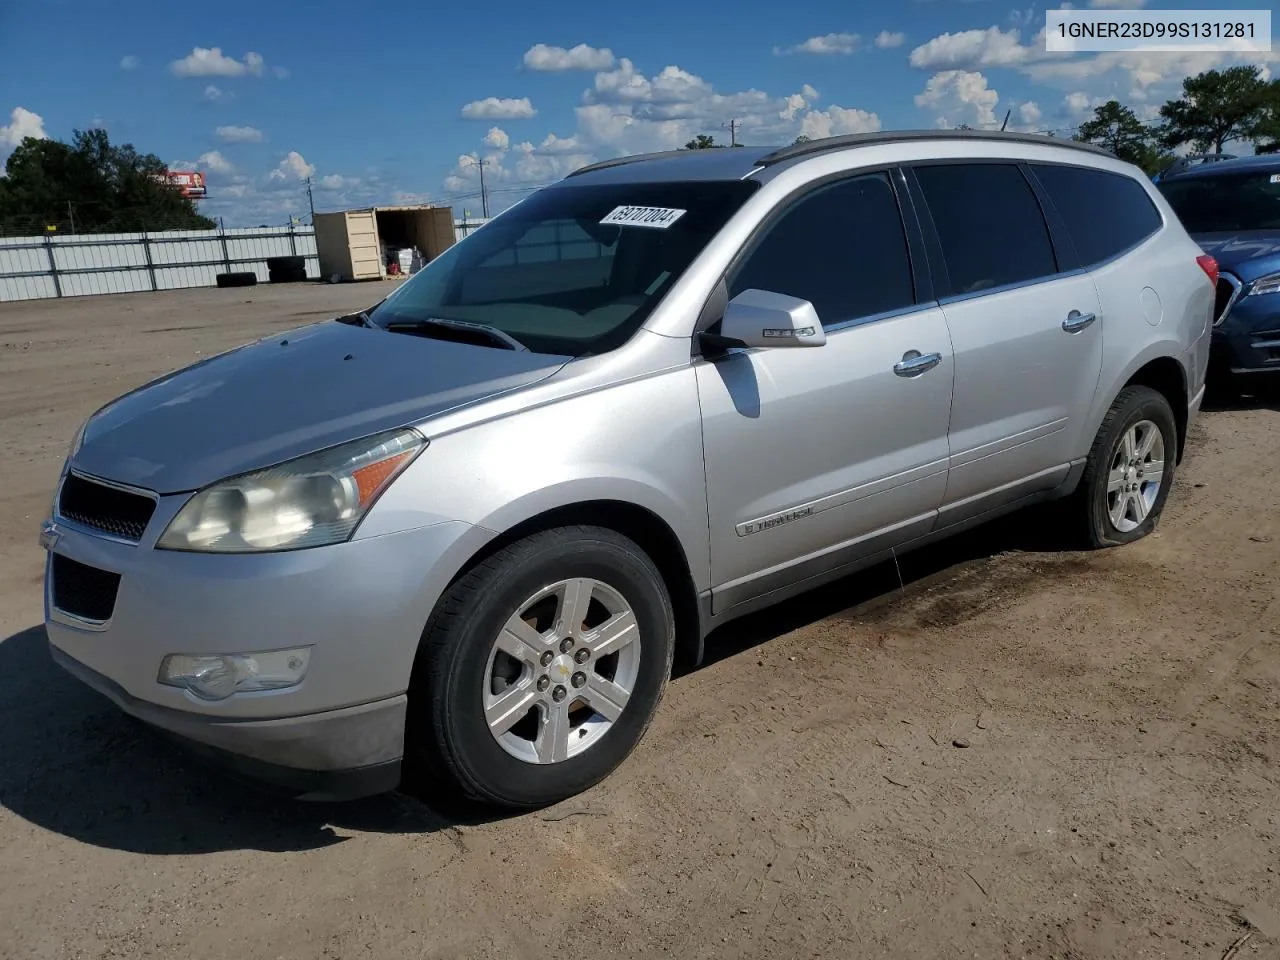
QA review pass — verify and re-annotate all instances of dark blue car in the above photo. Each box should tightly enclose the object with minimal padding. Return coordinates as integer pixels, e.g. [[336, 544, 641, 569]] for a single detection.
[[1157, 155, 1280, 394]]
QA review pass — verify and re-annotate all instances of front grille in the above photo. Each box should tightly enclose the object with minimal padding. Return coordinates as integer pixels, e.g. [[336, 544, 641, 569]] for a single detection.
[[57, 473, 156, 542], [1214, 273, 1243, 327], [51, 554, 121, 623]]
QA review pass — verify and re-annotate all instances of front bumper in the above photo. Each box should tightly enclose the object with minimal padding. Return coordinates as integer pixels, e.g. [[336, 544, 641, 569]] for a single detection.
[[1212, 293, 1280, 376], [51, 645, 404, 800], [42, 504, 490, 799]]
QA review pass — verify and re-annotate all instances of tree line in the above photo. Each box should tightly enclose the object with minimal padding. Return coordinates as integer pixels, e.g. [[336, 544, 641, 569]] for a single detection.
[[0, 128, 214, 237]]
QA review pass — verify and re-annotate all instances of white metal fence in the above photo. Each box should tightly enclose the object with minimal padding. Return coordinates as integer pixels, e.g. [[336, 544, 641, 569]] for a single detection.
[[0, 217, 492, 303]]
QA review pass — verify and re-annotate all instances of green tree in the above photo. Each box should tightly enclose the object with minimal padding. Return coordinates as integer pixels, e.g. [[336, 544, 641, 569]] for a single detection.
[[792, 134, 812, 145], [1157, 65, 1280, 154], [683, 134, 719, 149], [0, 128, 215, 236], [1073, 99, 1172, 175]]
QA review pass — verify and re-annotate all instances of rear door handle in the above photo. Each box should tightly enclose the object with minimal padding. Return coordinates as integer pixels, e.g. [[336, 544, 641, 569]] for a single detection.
[[893, 351, 943, 377], [1062, 310, 1097, 333]]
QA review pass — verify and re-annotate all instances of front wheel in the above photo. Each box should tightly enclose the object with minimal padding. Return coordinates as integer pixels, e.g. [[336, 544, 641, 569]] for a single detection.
[[405, 526, 675, 810], [1074, 385, 1178, 548]]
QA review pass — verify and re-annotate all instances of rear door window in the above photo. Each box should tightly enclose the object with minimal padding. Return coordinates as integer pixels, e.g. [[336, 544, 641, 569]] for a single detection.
[[912, 163, 1058, 296], [1031, 163, 1163, 266]]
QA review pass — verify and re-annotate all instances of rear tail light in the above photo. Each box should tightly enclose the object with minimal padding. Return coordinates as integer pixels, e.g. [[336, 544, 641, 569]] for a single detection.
[[1196, 254, 1219, 287]]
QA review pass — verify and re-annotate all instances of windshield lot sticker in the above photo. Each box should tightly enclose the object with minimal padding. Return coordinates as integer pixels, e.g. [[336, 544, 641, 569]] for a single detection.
[[600, 206, 687, 229], [1272, 174, 1280, 183]]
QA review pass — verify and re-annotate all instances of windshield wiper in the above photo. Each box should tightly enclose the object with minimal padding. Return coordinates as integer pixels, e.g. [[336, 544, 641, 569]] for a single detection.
[[384, 316, 529, 352]]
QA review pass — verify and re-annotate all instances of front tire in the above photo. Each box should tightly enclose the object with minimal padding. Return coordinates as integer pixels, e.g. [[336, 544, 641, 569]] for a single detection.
[[406, 526, 675, 810], [1074, 385, 1178, 549]]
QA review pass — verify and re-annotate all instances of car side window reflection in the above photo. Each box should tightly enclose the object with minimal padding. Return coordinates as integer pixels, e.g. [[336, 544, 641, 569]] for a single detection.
[[728, 173, 917, 325]]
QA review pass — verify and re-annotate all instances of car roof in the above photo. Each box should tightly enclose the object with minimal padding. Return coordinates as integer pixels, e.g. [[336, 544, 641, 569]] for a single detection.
[[1159, 154, 1280, 182], [562, 129, 1114, 186]]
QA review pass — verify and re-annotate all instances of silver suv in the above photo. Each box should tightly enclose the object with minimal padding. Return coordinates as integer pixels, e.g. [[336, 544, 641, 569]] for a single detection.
[[42, 131, 1215, 809]]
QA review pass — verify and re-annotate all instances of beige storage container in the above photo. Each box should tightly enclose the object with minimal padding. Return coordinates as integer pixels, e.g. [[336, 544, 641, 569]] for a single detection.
[[314, 206, 456, 282]]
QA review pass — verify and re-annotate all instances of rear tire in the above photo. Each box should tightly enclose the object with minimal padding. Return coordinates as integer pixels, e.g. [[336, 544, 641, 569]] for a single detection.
[[405, 526, 675, 811], [1073, 385, 1178, 549]]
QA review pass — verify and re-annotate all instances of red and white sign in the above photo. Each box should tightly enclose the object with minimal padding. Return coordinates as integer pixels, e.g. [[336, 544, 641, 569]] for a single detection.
[[154, 170, 207, 199]]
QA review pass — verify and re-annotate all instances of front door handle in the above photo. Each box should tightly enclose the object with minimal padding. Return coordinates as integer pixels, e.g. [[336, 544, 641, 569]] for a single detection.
[[893, 350, 943, 377], [1062, 310, 1097, 333]]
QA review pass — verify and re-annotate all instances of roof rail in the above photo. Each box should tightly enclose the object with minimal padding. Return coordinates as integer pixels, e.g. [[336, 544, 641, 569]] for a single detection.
[[565, 149, 697, 178], [756, 129, 1114, 166]]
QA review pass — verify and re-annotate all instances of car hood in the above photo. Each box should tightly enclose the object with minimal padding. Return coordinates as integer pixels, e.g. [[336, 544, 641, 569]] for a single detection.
[[73, 319, 569, 493], [1192, 231, 1280, 282]]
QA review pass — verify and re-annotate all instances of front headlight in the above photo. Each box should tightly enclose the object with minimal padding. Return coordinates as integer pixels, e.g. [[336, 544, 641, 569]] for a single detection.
[[1247, 272, 1280, 298], [156, 428, 425, 553]]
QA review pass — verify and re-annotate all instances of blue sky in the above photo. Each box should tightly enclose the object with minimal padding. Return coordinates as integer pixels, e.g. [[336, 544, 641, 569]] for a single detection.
[[0, 0, 1274, 225]]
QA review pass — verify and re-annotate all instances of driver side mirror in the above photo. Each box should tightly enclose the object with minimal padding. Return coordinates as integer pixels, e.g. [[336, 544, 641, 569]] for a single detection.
[[702, 289, 827, 353]]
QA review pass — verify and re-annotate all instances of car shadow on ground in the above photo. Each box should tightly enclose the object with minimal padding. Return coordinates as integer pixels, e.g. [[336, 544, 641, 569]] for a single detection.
[[0, 506, 1074, 856]]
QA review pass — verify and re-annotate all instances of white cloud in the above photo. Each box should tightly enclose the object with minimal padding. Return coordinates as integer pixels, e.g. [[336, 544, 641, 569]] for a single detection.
[[461, 96, 537, 120], [269, 150, 315, 181], [775, 33, 862, 56], [483, 126, 510, 150], [203, 85, 229, 101], [0, 106, 48, 151], [522, 43, 615, 72], [170, 47, 267, 78], [909, 26, 1048, 70], [1018, 100, 1042, 125], [802, 83, 820, 100], [196, 150, 234, 174], [915, 70, 1001, 128], [319, 174, 359, 189], [119, 55, 139, 70], [216, 125, 264, 143], [800, 105, 882, 139], [273, 66, 290, 79], [538, 132, 583, 154], [1089, 0, 1147, 7], [874, 31, 906, 49]]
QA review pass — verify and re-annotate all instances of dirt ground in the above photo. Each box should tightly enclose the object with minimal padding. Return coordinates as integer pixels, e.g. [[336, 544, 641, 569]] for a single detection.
[[1, 283, 1277, 960]]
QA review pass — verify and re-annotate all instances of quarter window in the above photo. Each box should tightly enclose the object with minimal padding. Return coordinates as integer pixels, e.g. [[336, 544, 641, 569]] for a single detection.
[[728, 172, 916, 325], [1032, 163, 1163, 266], [913, 163, 1058, 296]]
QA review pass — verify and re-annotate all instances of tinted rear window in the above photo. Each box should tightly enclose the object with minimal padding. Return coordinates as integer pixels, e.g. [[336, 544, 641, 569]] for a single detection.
[[913, 163, 1057, 296], [1032, 163, 1162, 266], [1158, 170, 1280, 234]]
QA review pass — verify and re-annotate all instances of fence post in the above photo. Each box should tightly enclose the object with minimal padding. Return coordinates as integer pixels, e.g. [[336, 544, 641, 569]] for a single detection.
[[44, 233, 62, 298], [288, 221, 298, 257], [142, 233, 158, 292], [219, 225, 231, 274]]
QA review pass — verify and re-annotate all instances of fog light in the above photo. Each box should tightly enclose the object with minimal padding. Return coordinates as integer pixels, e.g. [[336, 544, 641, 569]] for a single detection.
[[158, 647, 311, 701]]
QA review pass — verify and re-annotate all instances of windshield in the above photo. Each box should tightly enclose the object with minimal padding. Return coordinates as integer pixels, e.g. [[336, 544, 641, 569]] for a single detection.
[[366, 178, 761, 356], [1159, 170, 1280, 233]]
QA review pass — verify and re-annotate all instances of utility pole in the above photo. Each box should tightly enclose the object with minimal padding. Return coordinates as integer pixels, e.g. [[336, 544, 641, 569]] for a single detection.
[[726, 118, 740, 146], [66, 201, 76, 234], [305, 176, 316, 224], [1000, 108, 1012, 132], [477, 160, 489, 218]]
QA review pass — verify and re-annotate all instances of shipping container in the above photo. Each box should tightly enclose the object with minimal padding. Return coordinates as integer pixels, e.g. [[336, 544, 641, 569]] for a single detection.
[[313, 206, 456, 283]]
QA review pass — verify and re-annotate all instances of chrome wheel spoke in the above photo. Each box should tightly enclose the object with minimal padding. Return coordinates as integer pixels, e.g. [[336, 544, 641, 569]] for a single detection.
[[1131, 490, 1151, 523], [1107, 465, 1126, 494], [1142, 459, 1164, 486], [1110, 492, 1130, 527], [586, 609, 638, 659], [1136, 423, 1158, 459], [496, 616, 547, 667], [582, 673, 631, 722], [1120, 428, 1137, 461], [556, 578, 595, 638], [485, 683, 537, 736], [536, 701, 572, 763]]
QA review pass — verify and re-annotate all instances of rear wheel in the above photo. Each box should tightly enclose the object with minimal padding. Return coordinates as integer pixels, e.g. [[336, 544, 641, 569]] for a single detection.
[[406, 526, 675, 810], [1073, 385, 1178, 548]]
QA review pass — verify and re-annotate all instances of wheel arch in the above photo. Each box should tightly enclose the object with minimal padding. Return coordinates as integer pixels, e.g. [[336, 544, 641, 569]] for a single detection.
[[1089, 347, 1191, 465], [436, 499, 706, 673]]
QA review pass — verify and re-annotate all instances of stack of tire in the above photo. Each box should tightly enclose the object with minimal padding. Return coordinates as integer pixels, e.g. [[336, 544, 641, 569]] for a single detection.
[[267, 255, 308, 284]]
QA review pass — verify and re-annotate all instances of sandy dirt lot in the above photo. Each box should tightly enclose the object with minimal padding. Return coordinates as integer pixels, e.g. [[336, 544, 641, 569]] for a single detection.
[[1, 284, 1277, 960]]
